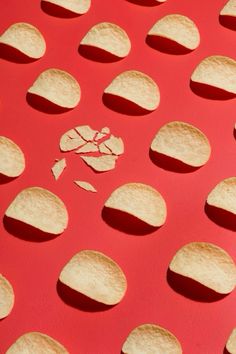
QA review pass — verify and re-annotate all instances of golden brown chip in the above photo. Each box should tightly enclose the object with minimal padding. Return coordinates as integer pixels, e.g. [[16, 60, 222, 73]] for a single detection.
[[122, 323, 182, 354], [169, 242, 236, 294], [191, 55, 236, 94], [226, 328, 236, 354], [104, 70, 160, 111], [150, 121, 211, 167], [6, 332, 68, 354], [51, 158, 66, 180], [105, 183, 167, 227], [80, 22, 131, 58], [220, 0, 236, 17], [74, 180, 97, 192], [59, 250, 127, 305], [41, 0, 91, 14], [0, 274, 14, 320], [60, 128, 86, 152], [148, 14, 200, 50], [75, 125, 98, 141], [104, 135, 124, 155], [75, 142, 99, 153], [0, 136, 25, 177], [207, 177, 236, 214], [5, 187, 68, 235], [28, 68, 81, 108], [0, 22, 46, 59], [81, 155, 118, 172]]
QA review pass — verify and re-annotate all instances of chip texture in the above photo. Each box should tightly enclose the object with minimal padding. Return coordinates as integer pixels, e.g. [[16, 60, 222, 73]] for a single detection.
[[220, 0, 236, 17], [104, 135, 124, 155], [207, 177, 236, 214], [0, 136, 25, 177], [41, 0, 91, 14], [81, 155, 118, 172], [51, 158, 66, 180], [169, 242, 236, 294], [226, 328, 236, 354], [60, 129, 86, 152], [59, 250, 127, 305], [5, 187, 68, 234], [0, 274, 14, 320], [74, 180, 97, 192]]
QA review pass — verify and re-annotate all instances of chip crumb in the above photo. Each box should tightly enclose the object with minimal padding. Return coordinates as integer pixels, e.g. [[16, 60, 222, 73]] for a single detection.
[[104, 135, 124, 155], [60, 129, 86, 152], [51, 158, 66, 180], [75, 142, 99, 154], [94, 132, 107, 141], [81, 155, 118, 172], [74, 180, 97, 192], [101, 127, 110, 134], [75, 125, 98, 141]]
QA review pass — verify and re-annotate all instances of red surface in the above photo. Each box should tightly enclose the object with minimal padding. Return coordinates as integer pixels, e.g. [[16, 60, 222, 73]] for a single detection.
[[0, 1, 236, 353]]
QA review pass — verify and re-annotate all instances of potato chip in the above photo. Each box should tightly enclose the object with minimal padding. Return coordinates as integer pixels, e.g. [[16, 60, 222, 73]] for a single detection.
[[122, 323, 182, 354], [74, 180, 97, 192], [191, 55, 236, 94], [41, 0, 91, 14], [169, 242, 236, 294], [207, 177, 236, 215], [104, 70, 160, 111], [99, 142, 112, 154], [0, 274, 14, 319], [105, 183, 167, 227], [5, 187, 68, 235], [81, 155, 118, 172], [60, 128, 86, 152], [75, 125, 98, 141], [148, 14, 200, 50], [80, 22, 131, 58], [6, 332, 68, 354], [0, 22, 46, 59], [75, 142, 99, 153], [226, 328, 236, 354], [220, 0, 236, 17], [28, 68, 81, 108], [59, 249, 127, 305], [104, 135, 124, 155], [101, 127, 110, 134], [0, 136, 25, 177], [51, 158, 66, 180], [151, 121, 211, 167]]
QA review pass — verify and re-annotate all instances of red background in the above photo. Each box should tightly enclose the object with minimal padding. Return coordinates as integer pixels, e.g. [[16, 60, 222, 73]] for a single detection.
[[1, 0, 236, 353]]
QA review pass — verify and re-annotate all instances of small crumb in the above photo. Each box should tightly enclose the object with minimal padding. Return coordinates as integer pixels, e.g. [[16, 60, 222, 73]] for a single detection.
[[51, 158, 66, 180], [74, 180, 97, 192]]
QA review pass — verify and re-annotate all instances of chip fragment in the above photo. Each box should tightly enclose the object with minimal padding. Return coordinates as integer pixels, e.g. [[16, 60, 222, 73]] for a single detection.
[[0, 22, 46, 59], [169, 242, 236, 294], [75, 142, 99, 153], [75, 125, 98, 141], [0, 274, 14, 320], [41, 0, 91, 14], [81, 155, 118, 172], [105, 183, 167, 227], [28, 68, 81, 108], [104, 135, 124, 155], [59, 250, 127, 305], [207, 177, 236, 215], [0, 136, 25, 177], [104, 70, 160, 111], [51, 158, 66, 180], [5, 187, 68, 235], [151, 121, 211, 167], [122, 323, 182, 354], [220, 0, 236, 17], [60, 128, 86, 152], [191, 55, 236, 94], [74, 180, 97, 192], [6, 332, 68, 354], [226, 328, 236, 354]]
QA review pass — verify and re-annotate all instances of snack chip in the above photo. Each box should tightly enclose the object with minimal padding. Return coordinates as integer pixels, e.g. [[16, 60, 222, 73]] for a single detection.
[[0, 274, 14, 320], [0, 136, 25, 177], [220, 0, 236, 17], [169, 242, 236, 294], [207, 177, 236, 214], [75, 125, 98, 141], [226, 328, 236, 354], [104, 135, 124, 155], [74, 180, 97, 192], [99, 142, 112, 154], [75, 142, 99, 153], [41, 0, 91, 14], [51, 158, 66, 180], [81, 155, 118, 172], [60, 128, 86, 152], [59, 250, 127, 305]]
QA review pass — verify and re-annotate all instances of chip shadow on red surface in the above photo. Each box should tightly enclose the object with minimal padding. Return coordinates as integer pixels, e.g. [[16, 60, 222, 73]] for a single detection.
[[26, 93, 72, 114], [103, 93, 152, 116], [190, 81, 236, 100], [146, 35, 193, 55], [219, 15, 236, 31], [79, 45, 122, 63], [40, 2, 81, 18], [224, 348, 230, 354], [205, 203, 236, 232], [0, 173, 18, 185], [149, 150, 199, 173], [0, 43, 38, 64], [126, 0, 163, 6]]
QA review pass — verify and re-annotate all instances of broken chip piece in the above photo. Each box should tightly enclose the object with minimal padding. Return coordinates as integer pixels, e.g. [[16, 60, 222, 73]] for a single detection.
[[105, 183, 167, 227], [74, 180, 97, 192], [5, 187, 68, 235], [151, 121, 211, 167], [75, 125, 98, 141], [220, 0, 236, 17], [169, 242, 236, 294], [81, 155, 118, 172], [122, 323, 182, 354], [6, 332, 69, 354], [59, 249, 127, 305], [41, 0, 91, 14], [226, 328, 236, 354], [0, 136, 25, 178], [28, 68, 81, 108], [60, 128, 86, 152], [0, 274, 14, 320], [104, 70, 160, 111], [104, 135, 124, 155], [0, 22, 46, 59], [51, 158, 66, 180], [99, 142, 112, 154], [207, 177, 236, 215], [75, 142, 99, 153]]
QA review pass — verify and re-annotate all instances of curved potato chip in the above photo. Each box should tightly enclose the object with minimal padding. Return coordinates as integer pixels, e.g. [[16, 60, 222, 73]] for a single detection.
[[220, 0, 236, 17], [226, 328, 236, 354], [105, 183, 167, 227], [207, 177, 236, 215], [0, 136, 25, 177], [28, 68, 81, 108], [104, 70, 160, 111], [148, 14, 200, 50], [0, 22, 46, 59], [151, 121, 211, 167], [81, 155, 118, 172], [169, 242, 236, 294], [191, 55, 236, 94], [0, 274, 14, 319], [41, 0, 91, 14], [6, 332, 68, 354], [122, 323, 182, 354], [80, 22, 131, 58], [5, 187, 68, 235], [59, 249, 127, 305]]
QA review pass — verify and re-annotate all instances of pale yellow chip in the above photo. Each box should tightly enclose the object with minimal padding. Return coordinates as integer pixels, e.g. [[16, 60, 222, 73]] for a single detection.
[[75, 142, 99, 153], [191, 55, 236, 94], [0, 274, 14, 320], [74, 180, 97, 192], [0, 22, 46, 59], [59, 249, 127, 305], [148, 14, 200, 50], [81, 155, 118, 172], [5, 187, 68, 235], [151, 121, 211, 167], [51, 158, 66, 180], [122, 323, 182, 354], [226, 328, 236, 354], [0, 136, 25, 177], [104, 135, 124, 155], [60, 128, 86, 152], [28, 68, 81, 108], [99, 142, 112, 155], [41, 0, 91, 14], [169, 242, 236, 294], [220, 0, 236, 17], [80, 22, 131, 58], [104, 70, 160, 111], [101, 127, 110, 134], [105, 183, 167, 227], [75, 125, 98, 141], [207, 177, 236, 214], [6, 332, 68, 354]]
